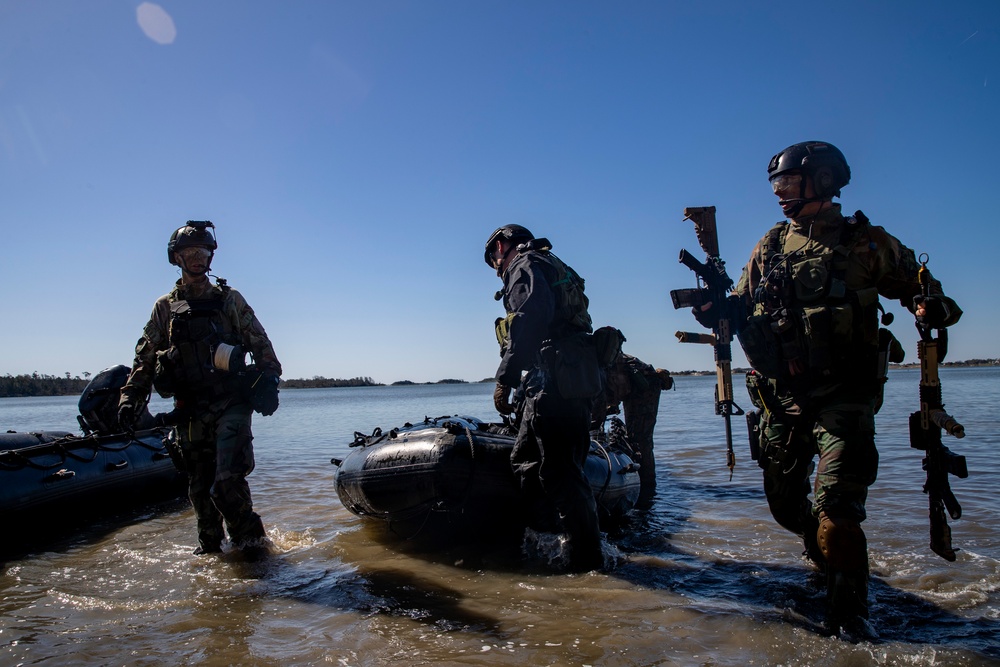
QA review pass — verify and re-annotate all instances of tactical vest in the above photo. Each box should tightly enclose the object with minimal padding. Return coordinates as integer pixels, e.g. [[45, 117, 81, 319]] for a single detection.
[[494, 248, 593, 351], [153, 283, 242, 398], [737, 212, 882, 383]]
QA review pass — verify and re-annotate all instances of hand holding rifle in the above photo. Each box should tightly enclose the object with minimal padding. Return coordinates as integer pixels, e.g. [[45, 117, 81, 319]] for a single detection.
[[671, 206, 744, 480], [909, 253, 968, 561]]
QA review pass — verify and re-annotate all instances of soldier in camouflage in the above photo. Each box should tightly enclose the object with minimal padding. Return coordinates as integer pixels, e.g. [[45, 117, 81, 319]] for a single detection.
[[594, 351, 673, 508], [705, 142, 962, 628], [118, 221, 282, 556]]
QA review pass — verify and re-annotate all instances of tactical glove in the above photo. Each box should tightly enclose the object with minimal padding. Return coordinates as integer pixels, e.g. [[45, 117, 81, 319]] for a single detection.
[[494, 382, 515, 415], [691, 294, 743, 331], [655, 368, 674, 391], [913, 295, 961, 329], [252, 374, 280, 416], [117, 403, 138, 431]]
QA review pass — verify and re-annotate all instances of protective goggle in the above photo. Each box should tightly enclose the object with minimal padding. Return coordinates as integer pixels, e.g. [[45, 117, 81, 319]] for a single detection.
[[177, 246, 213, 261], [770, 173, 803, 197]]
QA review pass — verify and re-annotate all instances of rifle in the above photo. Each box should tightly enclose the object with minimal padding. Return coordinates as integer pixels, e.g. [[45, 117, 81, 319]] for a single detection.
[[909, 253, 968, 561], [671, 206, 744, 480]]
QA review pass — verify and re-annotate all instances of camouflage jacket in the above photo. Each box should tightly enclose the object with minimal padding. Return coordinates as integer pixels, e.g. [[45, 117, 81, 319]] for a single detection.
[[734, 204, 961, 388], [120, 278, 282, 407]]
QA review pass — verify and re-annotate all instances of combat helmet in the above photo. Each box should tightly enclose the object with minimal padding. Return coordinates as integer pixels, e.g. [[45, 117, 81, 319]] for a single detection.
[[484, 224, 534, 267], [168, 220, 218, 265], [767, 141, 851, 200]]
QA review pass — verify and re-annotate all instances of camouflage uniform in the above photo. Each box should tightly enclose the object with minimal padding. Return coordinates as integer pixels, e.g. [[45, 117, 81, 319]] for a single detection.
[[735, 203, 961, 619], [120, 278, 281, 552], [596, 354, 672, 507]]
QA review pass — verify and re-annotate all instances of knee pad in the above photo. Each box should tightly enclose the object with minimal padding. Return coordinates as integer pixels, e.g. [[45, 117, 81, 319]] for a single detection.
[[817, 512, 868, 574]]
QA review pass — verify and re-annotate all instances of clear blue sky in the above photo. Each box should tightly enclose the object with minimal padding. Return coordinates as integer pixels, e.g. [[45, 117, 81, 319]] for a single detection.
[[2, 1, 997, 384]]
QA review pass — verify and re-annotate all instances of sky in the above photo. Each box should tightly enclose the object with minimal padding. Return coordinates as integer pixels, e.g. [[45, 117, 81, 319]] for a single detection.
[[1, 1, 998, 384]]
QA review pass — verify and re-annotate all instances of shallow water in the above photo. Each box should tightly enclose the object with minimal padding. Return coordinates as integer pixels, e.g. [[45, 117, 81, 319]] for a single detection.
[[2, 370, 999, 665]]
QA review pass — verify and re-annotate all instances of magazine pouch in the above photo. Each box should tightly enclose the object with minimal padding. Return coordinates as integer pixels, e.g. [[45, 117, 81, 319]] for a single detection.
[[546, 333, 602, 400]]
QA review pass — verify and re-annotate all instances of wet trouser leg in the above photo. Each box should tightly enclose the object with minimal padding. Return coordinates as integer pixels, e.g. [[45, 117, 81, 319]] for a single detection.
[[179, 402, 265, 550], [512, 372, 603, 571], [759, 413, 822, 564], [818, 511, 870, 621], [179, 413, 225, 552], [210, 403, 265, 547], [760, 393, 878, 620], [623, 388, 660, 507], [812, 398, 879, 622]]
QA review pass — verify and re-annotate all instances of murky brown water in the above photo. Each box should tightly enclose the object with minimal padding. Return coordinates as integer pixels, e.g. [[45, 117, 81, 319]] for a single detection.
[[3, 372, 999, 665]]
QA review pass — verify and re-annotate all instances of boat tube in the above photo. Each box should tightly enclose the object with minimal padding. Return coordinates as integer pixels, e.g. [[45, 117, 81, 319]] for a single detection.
[[1, 366, 186, 529], [332, 415, 641, 540]]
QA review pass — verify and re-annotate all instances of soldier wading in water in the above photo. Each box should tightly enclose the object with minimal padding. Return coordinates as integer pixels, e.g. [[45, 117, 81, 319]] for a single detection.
[[592, 348, 673, 509], [487, 224, 605, 572], [118, 221, 282, 556], [693, 142, 962, 631]]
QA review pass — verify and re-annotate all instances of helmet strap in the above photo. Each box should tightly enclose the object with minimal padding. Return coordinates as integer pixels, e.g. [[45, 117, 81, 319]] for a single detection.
[[176, 251, 213, 281], [780, 174, 831, 219], [494, 241, 518, 277]]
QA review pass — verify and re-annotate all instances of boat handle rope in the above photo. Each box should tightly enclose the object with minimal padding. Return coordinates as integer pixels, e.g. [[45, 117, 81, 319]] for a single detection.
[[387, 501, 437, 540], [592, 442, 613, 502], [0, 448, 69, 471], [351, 427, 383, 447], [386, 420, 482, 540], [0, 429, 172, 471], [457, 422, 479, 513]]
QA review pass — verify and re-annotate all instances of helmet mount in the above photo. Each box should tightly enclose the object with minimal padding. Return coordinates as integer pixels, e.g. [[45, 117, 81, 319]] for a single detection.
[[168, 220, 218, 268]]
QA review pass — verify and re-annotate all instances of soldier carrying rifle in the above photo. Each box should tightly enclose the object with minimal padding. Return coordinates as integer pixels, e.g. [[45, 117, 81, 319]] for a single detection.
[[678, 141, 963, 631]]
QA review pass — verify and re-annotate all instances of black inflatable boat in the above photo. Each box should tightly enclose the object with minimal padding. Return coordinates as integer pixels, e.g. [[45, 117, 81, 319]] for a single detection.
[[332, 415, 641, 539], [1, 366, 186, 528]]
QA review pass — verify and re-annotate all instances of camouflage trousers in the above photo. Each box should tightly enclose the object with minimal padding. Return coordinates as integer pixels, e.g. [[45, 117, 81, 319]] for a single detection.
[[757, 389, 879, 543], [622, 386, 661, 505], [176, 401, 265, 550]]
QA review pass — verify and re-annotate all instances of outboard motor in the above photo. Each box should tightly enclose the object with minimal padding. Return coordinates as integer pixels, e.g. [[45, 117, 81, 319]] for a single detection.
[[78, 365, 154, 435]]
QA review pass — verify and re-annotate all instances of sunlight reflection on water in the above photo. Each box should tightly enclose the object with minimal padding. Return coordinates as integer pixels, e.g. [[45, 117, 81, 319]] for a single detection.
[[1, 371, 998, 664]]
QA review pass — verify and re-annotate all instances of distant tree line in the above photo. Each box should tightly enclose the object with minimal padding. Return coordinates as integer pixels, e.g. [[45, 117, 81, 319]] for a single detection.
[[280, 376, 382, 389], [0, 373, 91, 397], [671, 358, 999, 377], [893, 358, 999, 369], [6, 360, 995, 398], [941, 358, 999, 367], [391, 378, 471, 386]]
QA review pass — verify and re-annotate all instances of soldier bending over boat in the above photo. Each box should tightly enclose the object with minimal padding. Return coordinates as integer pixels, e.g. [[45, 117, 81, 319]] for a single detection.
[[487, 224, 604, 572]]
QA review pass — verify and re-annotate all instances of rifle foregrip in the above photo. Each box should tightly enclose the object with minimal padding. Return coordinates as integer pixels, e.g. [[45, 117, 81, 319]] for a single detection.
[[930, 409, 965, 438], [942, 486, 963, 521], [675, 331, 716, 345]]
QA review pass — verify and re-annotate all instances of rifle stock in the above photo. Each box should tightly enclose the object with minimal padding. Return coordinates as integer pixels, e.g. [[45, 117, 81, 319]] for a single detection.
[[671, 206, 743, 479], [909, 254, 968, 561]]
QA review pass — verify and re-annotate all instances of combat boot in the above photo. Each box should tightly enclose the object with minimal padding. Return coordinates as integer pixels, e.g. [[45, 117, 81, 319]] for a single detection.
[[195, 524, 225, 555], [802, 514, 826, 571], [816, 512, 870, 624], [229, 512, 269, 549]]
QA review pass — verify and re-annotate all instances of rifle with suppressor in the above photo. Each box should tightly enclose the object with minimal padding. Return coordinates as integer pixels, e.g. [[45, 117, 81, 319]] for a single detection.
[[671, 206, 743, 480], [909, 253, 968, 561]]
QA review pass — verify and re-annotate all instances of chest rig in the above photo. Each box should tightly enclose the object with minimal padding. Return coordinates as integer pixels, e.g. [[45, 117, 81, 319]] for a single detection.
[[495, 245, 593, 351], [738, 211, 881, 382], [153, 283, 243, 398]]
